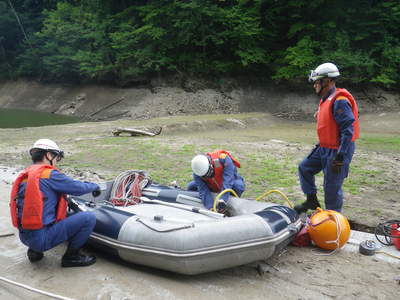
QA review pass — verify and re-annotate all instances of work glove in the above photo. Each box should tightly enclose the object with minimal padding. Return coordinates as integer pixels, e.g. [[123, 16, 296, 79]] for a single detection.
[[332, 153, 344, 174], [92, 189, 101, 197], [67, 198, 80, 212]]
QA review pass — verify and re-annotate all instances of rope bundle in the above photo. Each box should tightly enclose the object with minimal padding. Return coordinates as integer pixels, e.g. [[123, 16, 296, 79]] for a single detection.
[[375, 219, 400, 246], [110, 170, 150, 206]]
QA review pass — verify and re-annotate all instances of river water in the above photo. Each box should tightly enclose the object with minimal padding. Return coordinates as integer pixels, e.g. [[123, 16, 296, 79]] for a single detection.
[[0, 108, 79, 128]]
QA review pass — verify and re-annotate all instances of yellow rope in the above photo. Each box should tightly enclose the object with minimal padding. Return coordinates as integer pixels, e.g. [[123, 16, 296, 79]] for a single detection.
[[212, 189, 239, 212], [376, 250, 400, 260], [255, 189, 294, 208]]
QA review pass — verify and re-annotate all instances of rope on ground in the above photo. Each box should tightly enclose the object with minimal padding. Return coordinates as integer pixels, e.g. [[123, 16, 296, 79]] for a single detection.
[[0, 233, 14, 238], [0, 276, 75, 300], [375, 250, 400, 260]]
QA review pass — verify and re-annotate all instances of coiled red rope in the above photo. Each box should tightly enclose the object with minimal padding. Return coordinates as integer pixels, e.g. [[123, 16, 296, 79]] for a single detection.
[[110, 171, 149, 206]]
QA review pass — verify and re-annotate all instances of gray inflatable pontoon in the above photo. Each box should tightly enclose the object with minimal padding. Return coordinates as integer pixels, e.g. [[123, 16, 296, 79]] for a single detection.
[[69, 182, 301, 275]]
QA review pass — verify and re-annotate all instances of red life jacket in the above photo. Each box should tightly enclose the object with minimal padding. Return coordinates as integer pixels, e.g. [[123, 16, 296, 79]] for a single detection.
[[317, 88, 360, 149], [203, 150, 241, 193], [9, 164, 67, 230]]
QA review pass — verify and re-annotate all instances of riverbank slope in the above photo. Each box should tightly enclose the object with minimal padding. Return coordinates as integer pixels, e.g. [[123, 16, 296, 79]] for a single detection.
[[1, 80, 399, 121]]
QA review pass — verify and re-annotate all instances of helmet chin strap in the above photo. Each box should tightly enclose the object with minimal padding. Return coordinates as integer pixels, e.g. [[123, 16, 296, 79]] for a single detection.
[[317, 78, 329, 97], [46, 152, 55, 166], [203, 155, 215, 178]]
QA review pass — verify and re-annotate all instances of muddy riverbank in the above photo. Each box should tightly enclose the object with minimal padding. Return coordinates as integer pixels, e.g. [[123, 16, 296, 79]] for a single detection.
[[0, 79, 399, 299], [0, 110, 399, 299], [1, 80, 399, 121]]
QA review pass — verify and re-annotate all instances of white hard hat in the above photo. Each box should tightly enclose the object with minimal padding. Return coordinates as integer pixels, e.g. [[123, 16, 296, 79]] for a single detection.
[[30, 139, 63, 156], [191, 155, 211, 177], [309, 62, 340, 82]]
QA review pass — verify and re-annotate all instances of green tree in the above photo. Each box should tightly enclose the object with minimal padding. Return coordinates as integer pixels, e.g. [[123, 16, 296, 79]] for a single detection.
[[110, 0, 268, 82], [17, 2, 115, 82], [0, 0, 399, 88]]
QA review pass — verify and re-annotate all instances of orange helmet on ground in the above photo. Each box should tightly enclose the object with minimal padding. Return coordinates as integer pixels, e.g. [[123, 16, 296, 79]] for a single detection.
[[307, 208, 351, 250]]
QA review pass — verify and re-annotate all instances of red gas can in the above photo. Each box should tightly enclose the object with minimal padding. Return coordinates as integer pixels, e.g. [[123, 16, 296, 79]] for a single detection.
[[390, 223, 400, 251]]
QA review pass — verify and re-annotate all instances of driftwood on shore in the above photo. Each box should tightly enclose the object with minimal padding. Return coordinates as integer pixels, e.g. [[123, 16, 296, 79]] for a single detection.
[[112, 127, 162, 137]]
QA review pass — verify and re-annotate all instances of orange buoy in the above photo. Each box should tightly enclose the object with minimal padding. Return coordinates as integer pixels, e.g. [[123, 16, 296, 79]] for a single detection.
[[307, 208, 351, 250]]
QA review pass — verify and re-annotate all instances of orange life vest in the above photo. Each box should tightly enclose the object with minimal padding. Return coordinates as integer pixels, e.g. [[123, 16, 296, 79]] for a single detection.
[[10, 164, 67, 230], [203, 150, 241, 193], [317, 88, 360, 149]]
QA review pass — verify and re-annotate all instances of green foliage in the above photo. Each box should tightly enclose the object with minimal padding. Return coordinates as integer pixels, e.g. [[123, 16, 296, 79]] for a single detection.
[[110, 0, 267, 80], [0, 1, 17, 79], [0, 0, 399, 87], [272, 36, 318, 82], [17, 2, 115, 81]]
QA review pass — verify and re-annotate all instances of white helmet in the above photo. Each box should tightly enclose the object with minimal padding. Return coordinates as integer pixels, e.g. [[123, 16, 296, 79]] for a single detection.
[[191, 154, 211, 177], [30, 138, 64, 157], [309, 62, 340, 82]]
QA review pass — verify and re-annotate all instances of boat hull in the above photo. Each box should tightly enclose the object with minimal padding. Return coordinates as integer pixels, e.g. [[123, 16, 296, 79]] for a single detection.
[[70, 182, 301, 274]]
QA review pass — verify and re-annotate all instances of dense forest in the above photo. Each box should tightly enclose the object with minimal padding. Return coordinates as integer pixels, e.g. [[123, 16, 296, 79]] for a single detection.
[[0, 0, 399, 88]]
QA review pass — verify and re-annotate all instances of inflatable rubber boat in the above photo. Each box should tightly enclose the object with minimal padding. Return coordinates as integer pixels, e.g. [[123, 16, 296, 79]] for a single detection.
[[69, 175, 301, 275]]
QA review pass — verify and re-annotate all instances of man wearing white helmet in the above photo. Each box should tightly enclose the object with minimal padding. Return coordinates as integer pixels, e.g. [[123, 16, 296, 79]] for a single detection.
[[295, 63, 360, 213], [10, 139, 101, 267], [187, 150, 245, 210]]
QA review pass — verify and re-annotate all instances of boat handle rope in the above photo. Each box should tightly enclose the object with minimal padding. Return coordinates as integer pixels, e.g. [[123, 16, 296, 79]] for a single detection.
[[141, 196, 224, 218], [255, 189, 294, 208]]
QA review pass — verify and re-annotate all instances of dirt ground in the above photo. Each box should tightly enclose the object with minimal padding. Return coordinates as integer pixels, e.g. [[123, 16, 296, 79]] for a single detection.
[[0, 81, 399, 299], [0, 114, 399, 299], [0, 177, 399, 300]]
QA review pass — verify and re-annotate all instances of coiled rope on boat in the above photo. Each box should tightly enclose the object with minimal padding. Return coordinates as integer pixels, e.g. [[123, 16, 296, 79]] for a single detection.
[[110, 170, 151, 206]]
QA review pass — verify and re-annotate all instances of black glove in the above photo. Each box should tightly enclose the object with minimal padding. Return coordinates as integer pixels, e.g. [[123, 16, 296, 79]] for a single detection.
[[92, 189, 101, 197], [332, 153, 344, 174], [67, 198, 80, 212]]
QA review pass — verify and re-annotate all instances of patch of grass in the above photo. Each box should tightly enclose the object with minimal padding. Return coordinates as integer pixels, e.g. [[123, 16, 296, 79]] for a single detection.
[[357, 135, 400, 153], [0, 112, 398, 223]]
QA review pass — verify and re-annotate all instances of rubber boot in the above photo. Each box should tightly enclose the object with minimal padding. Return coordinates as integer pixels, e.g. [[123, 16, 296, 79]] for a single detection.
[[61, 248, 96, 268], [27, 248, 44, 262], [294, 194, 320, 214]]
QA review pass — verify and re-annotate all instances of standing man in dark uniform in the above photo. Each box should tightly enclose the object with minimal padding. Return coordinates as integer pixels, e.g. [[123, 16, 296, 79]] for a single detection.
[[295, 63, 360, 213], [10, 139, 101, 267]]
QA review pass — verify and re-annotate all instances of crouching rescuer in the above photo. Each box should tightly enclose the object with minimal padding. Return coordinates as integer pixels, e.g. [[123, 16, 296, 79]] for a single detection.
[[187, 150, 245, 210], [9, 139, 101, 267]]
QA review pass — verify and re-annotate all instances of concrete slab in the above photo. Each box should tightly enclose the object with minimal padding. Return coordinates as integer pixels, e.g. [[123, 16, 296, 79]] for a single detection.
[[344, 230, 400, 264]]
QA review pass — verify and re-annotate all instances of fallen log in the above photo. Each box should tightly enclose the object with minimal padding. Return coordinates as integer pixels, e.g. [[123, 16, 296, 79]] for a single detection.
[[112, 127, 162, 137]]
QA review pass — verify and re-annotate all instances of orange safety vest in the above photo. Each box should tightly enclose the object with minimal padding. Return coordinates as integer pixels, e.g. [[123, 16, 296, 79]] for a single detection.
[[203, 150, 241, 193], [10, 164, 67, 230], [317, 88, 360, 149]]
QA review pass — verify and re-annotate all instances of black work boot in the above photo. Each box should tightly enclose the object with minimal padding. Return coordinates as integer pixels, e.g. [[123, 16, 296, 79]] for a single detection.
[[294, 194, 320, 214], [27, 248, 44, 262], [61, 248, 96, 268]]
